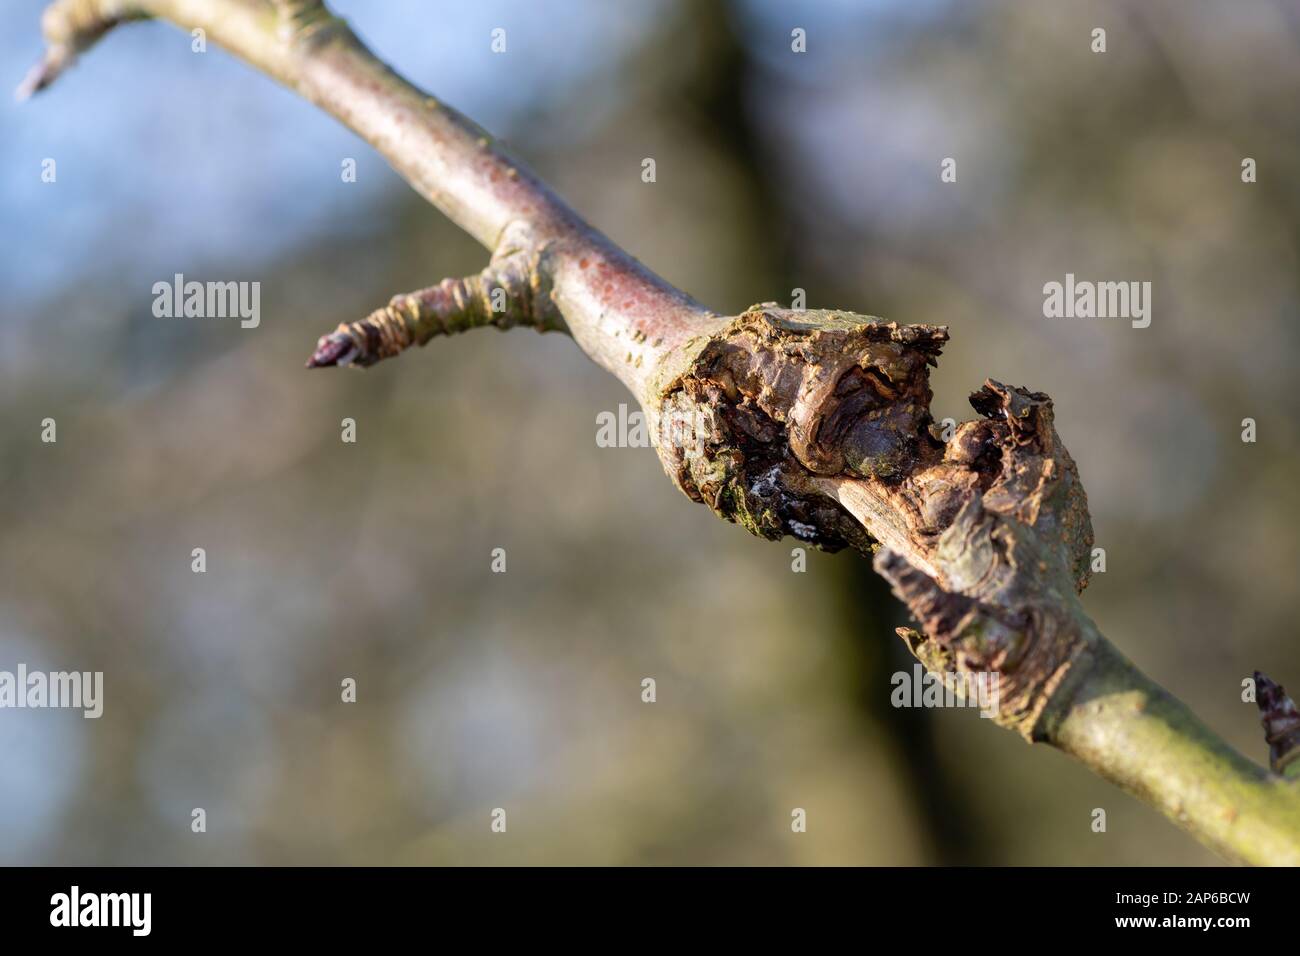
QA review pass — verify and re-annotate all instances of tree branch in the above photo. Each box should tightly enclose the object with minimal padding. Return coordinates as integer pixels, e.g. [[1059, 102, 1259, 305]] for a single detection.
[[23, 0, 1300, 864], [306, 247, 562, 368]]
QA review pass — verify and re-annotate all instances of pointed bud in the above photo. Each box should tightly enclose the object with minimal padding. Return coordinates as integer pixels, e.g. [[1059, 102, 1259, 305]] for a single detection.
[[1254, 671, 1300, 776]]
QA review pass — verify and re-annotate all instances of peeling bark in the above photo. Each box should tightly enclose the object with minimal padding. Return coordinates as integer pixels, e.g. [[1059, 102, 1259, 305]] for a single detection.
[[652, 307, 945, 553]]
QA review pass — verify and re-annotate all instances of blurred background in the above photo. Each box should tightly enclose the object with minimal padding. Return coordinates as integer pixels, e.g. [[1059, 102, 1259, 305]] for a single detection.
[[1, 0, 1298, 865]]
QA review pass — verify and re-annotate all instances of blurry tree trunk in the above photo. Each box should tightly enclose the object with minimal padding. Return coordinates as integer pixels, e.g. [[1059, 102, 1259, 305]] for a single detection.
[[680, 0, 983, 864]]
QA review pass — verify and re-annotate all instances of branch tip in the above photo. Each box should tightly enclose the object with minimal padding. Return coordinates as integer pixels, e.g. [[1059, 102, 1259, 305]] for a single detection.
[[1255, 671, 1300, 777], [306, 330, 360, 369], [15, 56, 57, 101], [21, 0, 142, 99]]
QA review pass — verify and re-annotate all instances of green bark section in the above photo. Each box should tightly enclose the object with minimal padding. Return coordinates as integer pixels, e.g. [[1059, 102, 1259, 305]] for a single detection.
[[1049, 638, 1300, 866]]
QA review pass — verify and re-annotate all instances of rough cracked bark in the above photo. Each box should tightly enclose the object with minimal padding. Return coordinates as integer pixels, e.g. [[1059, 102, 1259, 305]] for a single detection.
[[22, 0, 1300, 864]]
